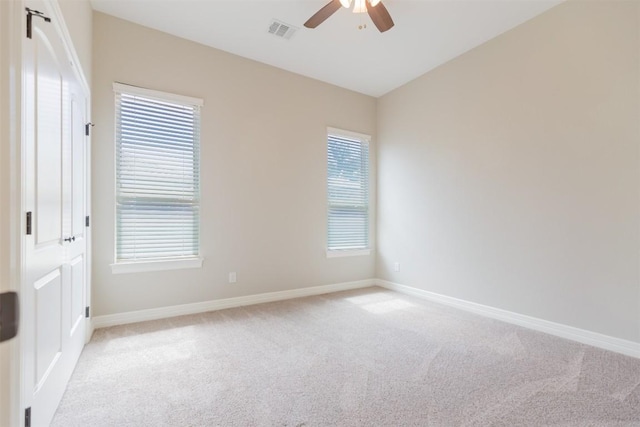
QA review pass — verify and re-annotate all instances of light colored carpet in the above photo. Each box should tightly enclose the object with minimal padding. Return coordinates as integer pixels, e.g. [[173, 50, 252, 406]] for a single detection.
[[52, 287, 640, 426]]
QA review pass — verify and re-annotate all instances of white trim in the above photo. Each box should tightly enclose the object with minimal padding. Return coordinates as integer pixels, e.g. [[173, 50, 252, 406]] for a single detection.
[[376, 279, 640, 359], [112, 82, 204, 106], [1, 1, 23, 425], [93, 279, 375, 329], [327, 126, 371, 142], [84, 89, 92, 345], [326, 249, 371, 258], [110, 257, 204, 274]]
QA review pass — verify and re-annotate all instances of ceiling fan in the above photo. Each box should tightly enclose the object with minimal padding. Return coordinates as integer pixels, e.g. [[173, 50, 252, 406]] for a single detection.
[[304, 0, 395, 33]]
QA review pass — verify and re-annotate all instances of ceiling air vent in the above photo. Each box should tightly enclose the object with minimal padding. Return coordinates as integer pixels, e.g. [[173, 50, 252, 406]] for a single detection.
[[268, 19, 297, 40]]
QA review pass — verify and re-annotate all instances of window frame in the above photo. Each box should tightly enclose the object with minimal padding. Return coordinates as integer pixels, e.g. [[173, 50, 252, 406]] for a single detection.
[[326, 127, 372, 258], [110, 83, 204, 274]]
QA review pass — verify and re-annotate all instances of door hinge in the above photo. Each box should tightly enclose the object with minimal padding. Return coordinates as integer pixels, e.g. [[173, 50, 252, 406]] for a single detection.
[[25, 407, 31, 427], [85, 122, 94, 136], [25, 8, 51, 39], [26, 212, 32, 235], [85, 215, 90, 227]]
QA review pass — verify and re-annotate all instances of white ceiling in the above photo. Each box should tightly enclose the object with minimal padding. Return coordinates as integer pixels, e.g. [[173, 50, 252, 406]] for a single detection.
[[90, 0, 562, 97]]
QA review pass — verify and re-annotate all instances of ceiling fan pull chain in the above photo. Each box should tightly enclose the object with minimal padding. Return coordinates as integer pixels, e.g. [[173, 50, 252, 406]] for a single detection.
[[358, 10, 367, 30]]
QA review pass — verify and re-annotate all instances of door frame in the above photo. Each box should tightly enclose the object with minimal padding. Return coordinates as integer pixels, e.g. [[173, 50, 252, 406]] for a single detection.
[[2, 0, 25, 425], [2, 1, 92, 425]]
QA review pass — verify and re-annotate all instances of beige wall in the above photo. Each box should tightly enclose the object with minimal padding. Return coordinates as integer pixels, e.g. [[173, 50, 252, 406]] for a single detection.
[[377, 0, 640, 342], [92, 12, 377, 316], [58, 0, 92, 85]]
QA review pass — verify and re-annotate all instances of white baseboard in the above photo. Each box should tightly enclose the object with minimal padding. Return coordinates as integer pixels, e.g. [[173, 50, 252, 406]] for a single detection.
[[92, 279, 375, 329], [376, 279, 640, 359], [92, 277, 640, 359]]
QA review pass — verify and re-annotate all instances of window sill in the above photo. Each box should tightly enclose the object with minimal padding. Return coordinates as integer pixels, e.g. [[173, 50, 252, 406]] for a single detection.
[[326, 249, 371, 258], [110, 257, 204, 274]]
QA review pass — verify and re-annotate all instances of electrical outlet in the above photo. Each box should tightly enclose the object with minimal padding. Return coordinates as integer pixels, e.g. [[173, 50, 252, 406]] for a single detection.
[[393, 262, 400, 272], [228, 272, 237, 284]]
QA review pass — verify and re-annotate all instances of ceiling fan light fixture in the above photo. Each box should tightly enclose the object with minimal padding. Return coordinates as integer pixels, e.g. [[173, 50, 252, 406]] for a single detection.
[[353, 0, 367, 13], [304, 0, 394, 32]]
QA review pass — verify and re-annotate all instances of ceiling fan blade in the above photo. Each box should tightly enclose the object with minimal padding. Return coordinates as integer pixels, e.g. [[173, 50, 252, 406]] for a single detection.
[[304, 0, 342, 29], [366, 1, 394, 33]]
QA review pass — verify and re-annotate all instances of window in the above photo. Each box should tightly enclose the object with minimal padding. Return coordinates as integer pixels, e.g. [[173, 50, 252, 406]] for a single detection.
[[326, 128, 370, 256], [112, 83, 202, 273]]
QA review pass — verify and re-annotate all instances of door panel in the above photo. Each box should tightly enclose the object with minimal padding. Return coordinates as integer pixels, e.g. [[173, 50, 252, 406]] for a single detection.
[[34, 32, 62, 247], [23, 1, 89, 425], [66, 78, 87, 363], [34, 269, 62, 387]]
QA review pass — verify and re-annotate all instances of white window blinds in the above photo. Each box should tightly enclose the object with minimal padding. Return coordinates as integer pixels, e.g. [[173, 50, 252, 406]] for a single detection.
[[114, 83, 202, 261], [327, 129, 370, 251]]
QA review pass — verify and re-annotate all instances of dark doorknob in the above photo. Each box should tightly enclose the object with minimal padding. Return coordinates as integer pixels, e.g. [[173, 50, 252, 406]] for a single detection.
[[0, 292, 19, 342], [64, 236, 75, 242]]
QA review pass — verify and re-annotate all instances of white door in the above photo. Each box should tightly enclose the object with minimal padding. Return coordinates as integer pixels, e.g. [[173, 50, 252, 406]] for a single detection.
[[23, 1, 88, 425]]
